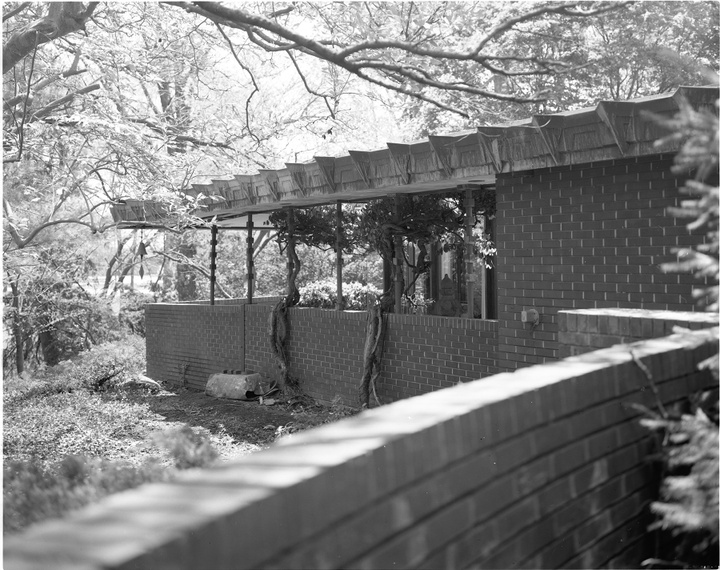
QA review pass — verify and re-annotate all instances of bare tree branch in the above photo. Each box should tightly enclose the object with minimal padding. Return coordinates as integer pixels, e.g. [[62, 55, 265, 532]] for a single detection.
[[212, 23, 261, 143], [30, 82, 101, 121], [164, 1, 630, 117], [287, 51, 336, 119], [3, 196, 119, 249], [2, 2, 32, 23], [157, 250, 233, 298]]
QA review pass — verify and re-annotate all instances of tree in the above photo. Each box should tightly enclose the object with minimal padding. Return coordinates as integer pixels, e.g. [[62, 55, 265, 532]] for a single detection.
[[167, 1, 628, 119], [398, 1, 720, 135]]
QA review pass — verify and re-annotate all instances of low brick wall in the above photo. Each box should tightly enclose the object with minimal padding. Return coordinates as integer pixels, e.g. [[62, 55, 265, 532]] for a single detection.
[[7, 323, 717, 569], [145, 303, 247, 391], [558, 308, 718, 357], [244, 307, 499, 405], [145, 298, 281, 391]]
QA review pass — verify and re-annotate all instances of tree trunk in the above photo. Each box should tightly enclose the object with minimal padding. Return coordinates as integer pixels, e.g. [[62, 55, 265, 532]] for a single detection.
[[39, 329, 60, 366], [9, 278, 24, 374], [175, 235, 198, 301]]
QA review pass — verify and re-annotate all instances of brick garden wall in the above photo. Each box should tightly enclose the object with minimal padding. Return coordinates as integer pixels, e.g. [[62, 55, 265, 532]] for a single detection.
[[149, 303, 498, 404], [245, 307, 499, 405], [145, 303, 247, 391], [558, 308, 718, 357], [495, 153, 704, 372], [7, 321, 717, 570]]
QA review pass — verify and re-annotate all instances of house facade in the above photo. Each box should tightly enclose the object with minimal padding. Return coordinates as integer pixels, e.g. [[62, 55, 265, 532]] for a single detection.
[[114, 86, 718, 404]]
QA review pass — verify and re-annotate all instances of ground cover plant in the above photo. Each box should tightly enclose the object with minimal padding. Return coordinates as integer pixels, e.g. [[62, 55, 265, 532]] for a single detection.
[[3, 336, 353, 535]]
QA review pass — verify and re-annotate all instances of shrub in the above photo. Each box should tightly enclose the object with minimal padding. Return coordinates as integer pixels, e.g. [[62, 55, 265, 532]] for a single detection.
[[3, 337, 152, 464], [3, 425, 221, 535], [9, 336, 146, 398], [641, 390, 719, 568], [3, 455, 168, 534], [118, 289, 155, 337], [151, 426, 219, 469], [298, 280, 382, 310]]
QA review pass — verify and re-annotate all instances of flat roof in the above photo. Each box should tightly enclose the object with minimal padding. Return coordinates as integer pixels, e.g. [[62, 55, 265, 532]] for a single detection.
[[112, 85, 718, 229]]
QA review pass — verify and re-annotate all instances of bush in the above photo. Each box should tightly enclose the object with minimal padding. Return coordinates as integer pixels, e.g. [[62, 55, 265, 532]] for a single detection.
[[5, 337, 146, 400], [4, 426, 220, 535], [298, 280, 382, 310], [118, 289, 155, 337], [151, 426, 219, 469], [3, 337, 152, 463], [4, 454, 167, 534], [642, 390, 719, 568], [2, 336, 223, 535]]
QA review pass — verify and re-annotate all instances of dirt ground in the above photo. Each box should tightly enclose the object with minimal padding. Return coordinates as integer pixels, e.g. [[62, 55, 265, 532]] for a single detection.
[[140, 384, 356, 461]]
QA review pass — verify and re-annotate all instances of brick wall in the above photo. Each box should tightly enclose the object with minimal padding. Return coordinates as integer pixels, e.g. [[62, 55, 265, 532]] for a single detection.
[[558, 308, 718, 357], [495, 153, 705, 372], [245, 307, 499, 405], [145, 303, 247, 391], [151, 303, 498, 404], [7, 323, 717, 570]]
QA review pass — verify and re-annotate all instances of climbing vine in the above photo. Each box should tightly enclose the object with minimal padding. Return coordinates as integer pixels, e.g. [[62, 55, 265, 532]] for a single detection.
[[354, 188, 496, 407], [268, 206, 359, 390], [267, 190, 496, 406]]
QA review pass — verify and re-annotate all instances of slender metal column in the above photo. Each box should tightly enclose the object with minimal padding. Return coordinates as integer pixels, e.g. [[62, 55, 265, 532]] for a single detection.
[[209, 224, 218, 306], [336, 201, 343, 311], [246, 214, 254, 304]]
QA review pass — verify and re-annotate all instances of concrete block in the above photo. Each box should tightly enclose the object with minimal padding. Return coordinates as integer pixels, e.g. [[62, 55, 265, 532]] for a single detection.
[[205, 372, 262, 399]]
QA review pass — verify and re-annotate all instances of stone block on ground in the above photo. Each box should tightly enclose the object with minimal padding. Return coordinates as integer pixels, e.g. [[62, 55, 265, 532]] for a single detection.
[[206, 372, 262, 400]]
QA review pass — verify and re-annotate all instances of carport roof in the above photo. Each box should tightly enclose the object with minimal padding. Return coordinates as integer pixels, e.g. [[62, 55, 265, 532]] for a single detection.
[[111, 85, 718, 229]]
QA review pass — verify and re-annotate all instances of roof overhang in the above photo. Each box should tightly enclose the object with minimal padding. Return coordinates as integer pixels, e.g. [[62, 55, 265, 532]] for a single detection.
[[112, 85, 718, 228]]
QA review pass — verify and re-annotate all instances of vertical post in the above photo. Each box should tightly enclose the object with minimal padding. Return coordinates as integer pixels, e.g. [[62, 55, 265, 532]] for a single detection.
[[287, 207, 295, 297], [480, 215, 488, 320], [130, 230, 136, 290], [209, 224, 218, 306], [464, 187, 475, 319], [246, 214, 254, 304], [336, 201, 343, 311], [394, 194, 403, 314]]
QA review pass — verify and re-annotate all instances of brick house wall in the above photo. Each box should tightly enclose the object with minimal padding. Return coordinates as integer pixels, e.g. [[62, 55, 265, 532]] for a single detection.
[[7, 318, 717, 570], [495, 153, 704, 372]]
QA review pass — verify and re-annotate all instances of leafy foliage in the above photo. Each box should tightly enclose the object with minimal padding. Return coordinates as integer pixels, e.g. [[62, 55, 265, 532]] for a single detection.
[[3, 338, 151, 462], [3, 455, 168, 535], [299, 280, 383, 310], [401, 1, 719, 134], [151, 426, 219, 470], [641, 94, 719, 568], [658, 97, 719, 312], [269, 206, 360, 254], [2, 336, 224, 535], [641, 392, 719, 568]]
